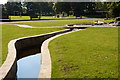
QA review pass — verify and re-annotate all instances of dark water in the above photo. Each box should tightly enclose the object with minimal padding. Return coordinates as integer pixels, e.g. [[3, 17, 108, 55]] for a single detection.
[[17, 53, 41, 78]]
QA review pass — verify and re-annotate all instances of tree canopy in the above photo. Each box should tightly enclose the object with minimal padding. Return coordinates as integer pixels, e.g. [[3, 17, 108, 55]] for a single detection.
[[1, 2, 120, 18]]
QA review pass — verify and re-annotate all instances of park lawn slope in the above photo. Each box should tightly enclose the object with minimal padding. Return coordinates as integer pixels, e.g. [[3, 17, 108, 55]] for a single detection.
[[49, 27, 118, 78], [1, 24, 64, 66], [10, 19, 113, 27]]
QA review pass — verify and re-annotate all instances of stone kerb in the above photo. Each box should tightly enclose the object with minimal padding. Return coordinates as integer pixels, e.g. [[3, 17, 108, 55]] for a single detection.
[[0, 29, 72, 80], [15, 29, 72, 59], [39, 29, 81, 79], [0, 40, 17, 79]]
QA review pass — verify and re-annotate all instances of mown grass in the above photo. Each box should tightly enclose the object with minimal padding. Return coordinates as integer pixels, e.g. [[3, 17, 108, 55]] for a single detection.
[[40, 15, 88, 19], [1, 24, 64, 66], [7, 15, 111, 20], [49, 27, 118, 78], [10, 16, 30, 20], [1, 16, 86, 20], [11, 19, 113, 27], [9, 16, 77, 20]]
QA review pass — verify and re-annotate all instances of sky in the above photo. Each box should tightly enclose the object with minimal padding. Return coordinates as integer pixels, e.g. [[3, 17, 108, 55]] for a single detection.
[[0, 0, 8, 4]]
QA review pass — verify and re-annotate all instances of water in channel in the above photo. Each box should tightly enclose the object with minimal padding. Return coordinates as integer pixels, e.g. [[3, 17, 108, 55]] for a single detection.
[[17, 53, 41, 79]]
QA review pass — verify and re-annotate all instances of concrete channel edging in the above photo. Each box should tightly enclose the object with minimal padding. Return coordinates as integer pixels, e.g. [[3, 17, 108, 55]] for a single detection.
[[39, 29, 81, 79], [0, 40, 17, 80], [0, 29, 72, 80]]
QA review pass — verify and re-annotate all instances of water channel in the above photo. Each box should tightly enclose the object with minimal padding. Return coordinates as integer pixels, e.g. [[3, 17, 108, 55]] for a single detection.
[[17, 53, 41, 79]]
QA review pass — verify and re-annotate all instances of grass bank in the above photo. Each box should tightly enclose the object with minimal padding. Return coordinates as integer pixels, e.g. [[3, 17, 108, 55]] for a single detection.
[[1, 15, 108, 21], [9, 16, 78, 20], [1, 24, 64, 66], [11, 19, 113, 27], [1, 16, 84, 20], [49, 27, 118, 78]]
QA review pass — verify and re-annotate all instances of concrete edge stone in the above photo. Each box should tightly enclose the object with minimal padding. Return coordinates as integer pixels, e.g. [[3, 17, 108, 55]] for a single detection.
[[39, 29, 81, 79], [0, 40, 17, 79], [0, 29, 71, 79]]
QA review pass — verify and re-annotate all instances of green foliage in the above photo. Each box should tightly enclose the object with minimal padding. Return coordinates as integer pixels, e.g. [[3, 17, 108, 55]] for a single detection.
[[95, 2, 120, 17], [5, 2, 22, 15], [0, 4, 9, 19], [111, 2, 120, 17], [53, 2, 96, 17], [2, 2, 97, 17], [49, 27, 118, 78], [2, 2, 120, 18], [53, 2, 71, 15], [25, 2, 53, 16]]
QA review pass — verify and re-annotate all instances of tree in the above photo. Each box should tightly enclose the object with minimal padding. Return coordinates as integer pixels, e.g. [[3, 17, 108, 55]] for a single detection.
[[52, 2, 96, 18], [5, 2, 22, 16], [25, 2, 53, 16], [53, 2, 71, 16], [95, 2, 120, 17], [111, 2, 120, 17], [70, 2, 96, 18]]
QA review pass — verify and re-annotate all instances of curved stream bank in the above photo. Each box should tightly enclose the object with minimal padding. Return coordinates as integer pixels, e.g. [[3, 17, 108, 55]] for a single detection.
[[0, 29, 72, 80], [0, 27, 87, 80]]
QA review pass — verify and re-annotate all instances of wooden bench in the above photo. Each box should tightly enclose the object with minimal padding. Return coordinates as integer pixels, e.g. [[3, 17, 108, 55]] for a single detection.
[[109, 17, 120, 26], [94, 20, 104, 25], [115, 17, 120, 21], [30, 15, 40, 20]]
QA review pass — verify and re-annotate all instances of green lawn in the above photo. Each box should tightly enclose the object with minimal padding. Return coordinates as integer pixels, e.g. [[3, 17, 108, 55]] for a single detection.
[[9, 16, 78, 20], [11, 19, 113, 27], [1, 16, 113, 22], [1, 24, 64, 66], [40, 15, 88, 19], [49, 27, 118, 78], [1, 16, 85, 20], [10, 16, 30, 20]]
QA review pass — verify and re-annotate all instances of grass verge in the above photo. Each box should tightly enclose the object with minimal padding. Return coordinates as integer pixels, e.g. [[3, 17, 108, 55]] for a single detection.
[[49, 27, 118, 78]]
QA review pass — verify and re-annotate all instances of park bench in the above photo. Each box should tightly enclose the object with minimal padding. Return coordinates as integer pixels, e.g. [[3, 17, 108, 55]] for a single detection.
[[115, 17, 120, 26], [108, 17, 120, 26], [30, 15, 40, 20], [94, 20, 104, 25], [115, 22, 120, 26], [75, 15, 82, 18], [115, 17, 120, 22]]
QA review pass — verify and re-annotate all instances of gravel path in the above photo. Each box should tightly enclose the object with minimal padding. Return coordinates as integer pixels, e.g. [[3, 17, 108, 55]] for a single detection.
[[14, 24, 64, 28], [72, 24, 117, 27], [14, 24, 117, 29]]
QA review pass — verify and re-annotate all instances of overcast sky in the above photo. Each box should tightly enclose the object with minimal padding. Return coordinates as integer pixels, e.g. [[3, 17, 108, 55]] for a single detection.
[[0, 0, 8, 4]]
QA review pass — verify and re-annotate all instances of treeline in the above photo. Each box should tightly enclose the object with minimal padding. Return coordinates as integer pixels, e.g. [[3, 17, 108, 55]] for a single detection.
[[1, 2, 120, 18]]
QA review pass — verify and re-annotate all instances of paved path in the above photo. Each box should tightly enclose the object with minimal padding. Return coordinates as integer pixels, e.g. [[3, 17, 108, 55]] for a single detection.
[[14, 24, 64, 28], [14, 23, 117, 29], [72, 24, 117, 27]]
